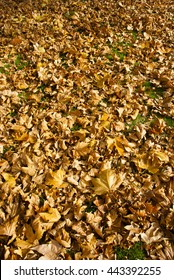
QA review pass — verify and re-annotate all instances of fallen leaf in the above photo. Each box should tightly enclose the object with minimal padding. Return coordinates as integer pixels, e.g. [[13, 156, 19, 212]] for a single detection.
[[39, 208, 61, 223], [0, 215, 19, 238], [92, 169, 125, 195], [45, 168, 67, 188], [2, 172, 16, 188]]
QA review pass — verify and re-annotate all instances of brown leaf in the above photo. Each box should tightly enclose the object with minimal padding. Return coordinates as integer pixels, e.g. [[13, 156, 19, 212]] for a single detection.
[[92, 169, 125, 195]]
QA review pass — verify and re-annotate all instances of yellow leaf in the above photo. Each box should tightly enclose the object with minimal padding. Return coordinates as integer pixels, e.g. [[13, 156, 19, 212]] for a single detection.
[[45, 168, 67, 188], [14, 132, 29, 141], [14, 238, 33, 249], [106, 137, 115, 151], [115, 137, 125, 156], [21, 155, 36, 176], [80, 52, 88, 58], [135, 150, 169, 174], [89, 139, 97, 147], [39, 208, 61, 223], [28, 94, 42, 102], [25, 224, 36, 243], [106, 136, 131, 155], [2, 172, 16, 188], [100, 120, 110, 129], [100, 112, 109, 121], [32, 13, 47, 22], [56, 228, 71, 248], [139, 41, 150, 49], [0, 215, 18, 237], [16, 82, 28, 90], [72, 129, 88, 140], [32, 217, 45, 240], [155, 151, 169, 162], [137, 156, 159, 174], [74, 142, 90, 156], [92, 169, 125, 195]]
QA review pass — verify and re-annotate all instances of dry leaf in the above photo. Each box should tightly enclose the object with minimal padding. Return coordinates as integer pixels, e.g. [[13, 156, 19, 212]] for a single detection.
[[135, 150, 169, 174], [21, 155, 37, 176], [92, 169, 125, 195], [45, 168, 67, 188], [0, 215, 19, 238], [2, 172, 16, 188], [32, 240, 63, 259], [39, 208, 61, 223], [141, 223, 163, 244]]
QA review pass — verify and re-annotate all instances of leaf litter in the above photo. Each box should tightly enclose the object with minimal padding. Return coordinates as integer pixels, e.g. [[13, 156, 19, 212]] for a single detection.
[[0, 0, 174, 260]]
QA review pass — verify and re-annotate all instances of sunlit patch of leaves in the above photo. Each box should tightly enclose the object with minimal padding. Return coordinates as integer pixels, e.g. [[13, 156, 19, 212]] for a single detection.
[[0, 0, 173, 261]]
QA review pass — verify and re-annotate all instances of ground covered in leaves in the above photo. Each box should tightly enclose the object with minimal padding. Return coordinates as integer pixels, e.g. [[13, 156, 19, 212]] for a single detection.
[[0, 0, 174, 260]]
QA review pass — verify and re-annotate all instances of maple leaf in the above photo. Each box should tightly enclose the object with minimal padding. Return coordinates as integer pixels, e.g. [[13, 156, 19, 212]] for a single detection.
[[92, 169, 125, 195], [14, 238, 34, 250], [45, 168, 67, 188]]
